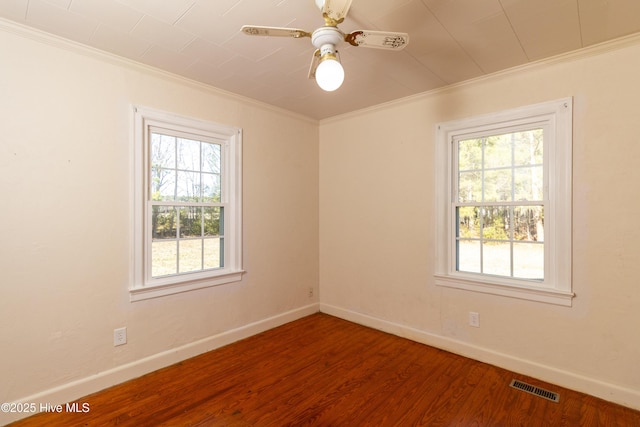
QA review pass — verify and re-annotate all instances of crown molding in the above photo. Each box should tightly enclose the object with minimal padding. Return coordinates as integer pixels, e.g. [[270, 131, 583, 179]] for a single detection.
[[321, 31, 640, 124], [0, 17, 318, 125]]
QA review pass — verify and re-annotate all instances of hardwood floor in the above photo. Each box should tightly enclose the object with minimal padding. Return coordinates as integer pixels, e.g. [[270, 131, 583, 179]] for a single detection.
[[9, 313, 640, 426]]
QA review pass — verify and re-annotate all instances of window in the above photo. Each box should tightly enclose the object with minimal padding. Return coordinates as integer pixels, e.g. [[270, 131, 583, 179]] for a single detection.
[[435, 98, 573, 306], [131, 107, 243, 301]]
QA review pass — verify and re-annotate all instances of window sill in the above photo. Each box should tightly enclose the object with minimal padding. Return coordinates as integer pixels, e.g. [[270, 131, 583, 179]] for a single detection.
[[434, 274, 574, 306], [130, 270, 245, 302]]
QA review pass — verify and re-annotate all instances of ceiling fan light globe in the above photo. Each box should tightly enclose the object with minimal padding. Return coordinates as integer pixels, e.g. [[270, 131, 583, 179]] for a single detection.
[[316, 58, 344, 91]]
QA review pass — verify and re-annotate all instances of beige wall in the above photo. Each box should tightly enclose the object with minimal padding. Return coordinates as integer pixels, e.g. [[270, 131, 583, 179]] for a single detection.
[[319, 38, 640, 408], [0, 24, 319, 420]]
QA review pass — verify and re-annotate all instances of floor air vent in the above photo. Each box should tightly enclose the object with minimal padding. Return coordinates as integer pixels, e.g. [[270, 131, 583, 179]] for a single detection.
[[509, 379, 560, 403]]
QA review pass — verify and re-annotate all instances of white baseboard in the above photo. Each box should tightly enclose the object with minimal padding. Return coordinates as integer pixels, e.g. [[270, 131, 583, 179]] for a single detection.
[[2, 303, 320, 426], [319, 303, 640, 411]]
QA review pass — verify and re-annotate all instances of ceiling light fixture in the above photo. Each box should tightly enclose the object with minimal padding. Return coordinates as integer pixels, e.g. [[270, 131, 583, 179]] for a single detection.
[[315, 46, 344, 91], [311, 26, 345, 92]]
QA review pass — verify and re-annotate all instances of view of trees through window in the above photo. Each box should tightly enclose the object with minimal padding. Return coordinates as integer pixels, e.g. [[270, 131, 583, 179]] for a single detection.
[[149, 132, 224, 278], [455, 128, 544, 280]]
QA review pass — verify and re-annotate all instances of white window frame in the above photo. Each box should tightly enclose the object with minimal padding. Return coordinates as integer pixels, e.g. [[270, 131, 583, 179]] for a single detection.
[[130, 106, 243, 301], [434, 98, 573, 306]]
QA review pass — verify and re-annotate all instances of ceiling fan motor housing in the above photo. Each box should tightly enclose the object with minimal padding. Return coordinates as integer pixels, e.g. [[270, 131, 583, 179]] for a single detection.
[[312, 26, 343, 53]]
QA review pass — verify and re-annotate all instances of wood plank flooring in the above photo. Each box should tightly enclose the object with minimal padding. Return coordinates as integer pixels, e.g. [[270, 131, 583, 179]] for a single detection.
[[9, 313, 640, 426]]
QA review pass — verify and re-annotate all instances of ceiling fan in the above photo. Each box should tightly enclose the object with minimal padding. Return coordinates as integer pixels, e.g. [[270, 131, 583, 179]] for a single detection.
[[241, 0, 409, 92]]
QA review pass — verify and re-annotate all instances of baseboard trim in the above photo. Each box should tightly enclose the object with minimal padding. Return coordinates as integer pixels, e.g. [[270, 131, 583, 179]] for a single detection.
[[319, 303, 640, 411], [2, 303, 320, 425]]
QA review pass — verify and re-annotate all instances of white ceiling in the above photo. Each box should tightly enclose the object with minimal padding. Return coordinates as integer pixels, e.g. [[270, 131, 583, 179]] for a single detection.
[[2, 0, 640, 120]]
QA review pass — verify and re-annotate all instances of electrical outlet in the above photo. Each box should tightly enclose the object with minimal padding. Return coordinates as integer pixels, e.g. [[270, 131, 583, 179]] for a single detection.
[[469, 312, 480, 328], [114, 327, 127, 346], [308, 287, 314, 298]]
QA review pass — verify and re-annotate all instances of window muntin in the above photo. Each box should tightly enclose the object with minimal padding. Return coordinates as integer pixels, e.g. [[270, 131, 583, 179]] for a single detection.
[[149, 130, 224, 279], [131, 107, 243, 301], [434, 98, 573, 306], [454, 128, 545, 281]]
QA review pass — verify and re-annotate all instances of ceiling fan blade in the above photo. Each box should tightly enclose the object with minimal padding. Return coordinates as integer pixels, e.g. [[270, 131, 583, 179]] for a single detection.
[[322, 0, 353, 24], [308, 49, 321, 79], [241, 25, 311, 39], [345, 30, 409, 50]]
